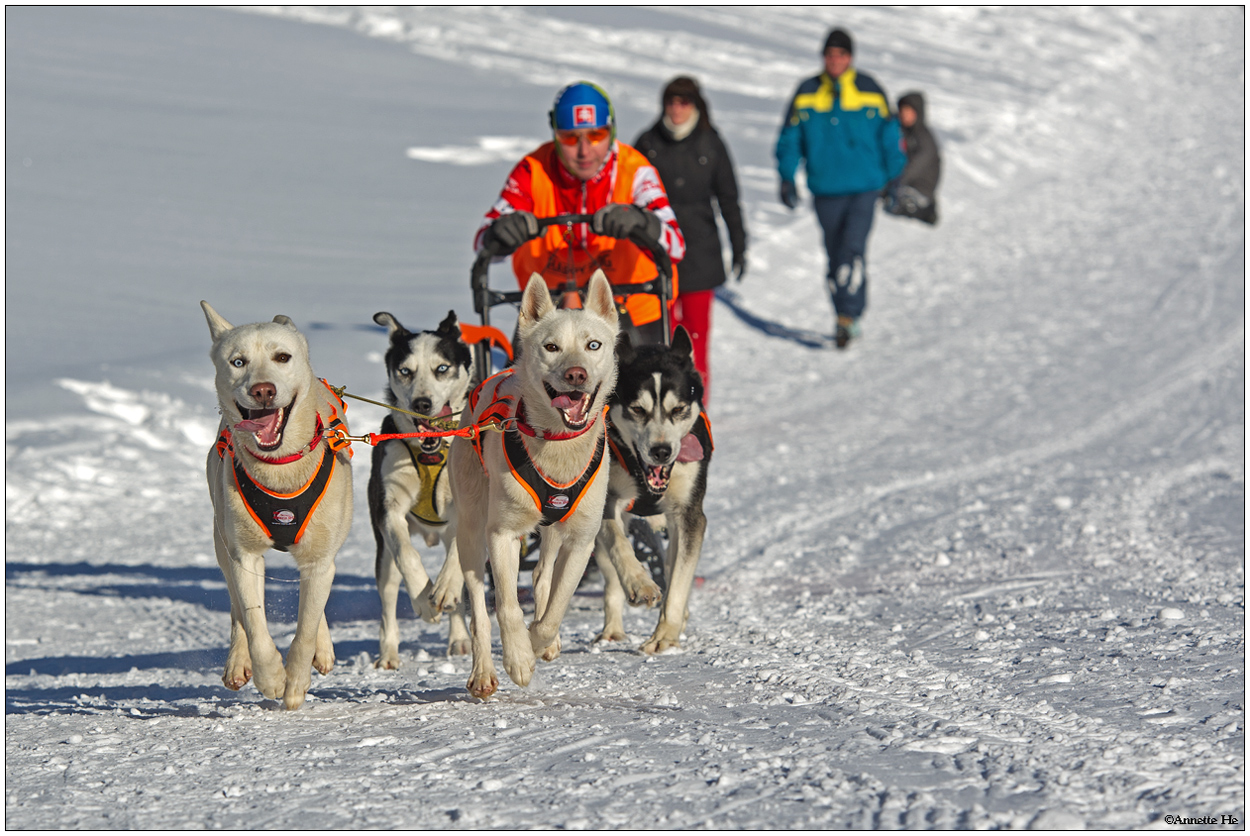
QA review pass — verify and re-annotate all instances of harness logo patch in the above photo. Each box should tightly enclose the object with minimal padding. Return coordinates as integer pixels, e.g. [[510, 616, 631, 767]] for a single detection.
[[273, 509, 297, 526], [547, 494, 571, 510], [573, 104, 596, 126]]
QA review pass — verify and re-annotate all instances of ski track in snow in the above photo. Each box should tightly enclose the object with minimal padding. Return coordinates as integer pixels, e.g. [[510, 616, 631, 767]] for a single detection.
[[6, 6, 1245, 830]]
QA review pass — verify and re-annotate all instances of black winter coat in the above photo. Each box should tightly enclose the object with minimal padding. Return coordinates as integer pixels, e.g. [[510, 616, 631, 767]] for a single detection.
[[633, 122, 746, 294]]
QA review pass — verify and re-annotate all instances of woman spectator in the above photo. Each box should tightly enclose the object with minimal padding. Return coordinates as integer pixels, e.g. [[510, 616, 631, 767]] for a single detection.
[[633, 77, 746, 404]]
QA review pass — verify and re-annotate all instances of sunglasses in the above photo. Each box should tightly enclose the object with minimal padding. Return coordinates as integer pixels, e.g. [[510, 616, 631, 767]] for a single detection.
[[555, 127, 611, 146]]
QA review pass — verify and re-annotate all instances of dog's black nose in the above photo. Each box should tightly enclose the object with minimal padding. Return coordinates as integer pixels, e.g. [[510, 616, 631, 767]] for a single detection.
[[412, 397, 433, 416], [650, 444, 672, 462], [250, 382, 276, 407], [564, 366, 587, 387]]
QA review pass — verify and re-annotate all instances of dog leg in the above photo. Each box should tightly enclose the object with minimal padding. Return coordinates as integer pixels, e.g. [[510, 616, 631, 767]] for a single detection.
[[394, 546, 439, 625], [313, 613, 335, 675], [375, 550, 404, 669], [431, 531, 465, 612], [602, 517, 662, 608], [227, 547, 286, 699], [281, 557, 336, 710], [447, 600, 471, 657], [437, 531, 470, 656], [642, 508, 706, 655], [459, 523, 498, 698], [593, 529, 628, 643], [529, 530, 594, 658], [213, 524, 255, 689], [490, 528, 536, 687], [530, 530, 563, 661]]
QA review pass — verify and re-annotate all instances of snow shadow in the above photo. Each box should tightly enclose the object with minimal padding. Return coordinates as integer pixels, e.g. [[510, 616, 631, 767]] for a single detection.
[[6, 648, 227, 680], [5, 560, 389, 623], [714, 286, 832, 349], [6, 684, 259, 718]]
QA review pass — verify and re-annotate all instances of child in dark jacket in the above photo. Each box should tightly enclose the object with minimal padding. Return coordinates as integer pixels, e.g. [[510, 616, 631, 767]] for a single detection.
[[885, 91, 941, 225]]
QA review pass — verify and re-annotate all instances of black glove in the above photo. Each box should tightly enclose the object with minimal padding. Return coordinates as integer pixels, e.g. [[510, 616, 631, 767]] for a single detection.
[[485, 210, 539, 253], [779, 180, 799, 209], [731, 253, 747, 282], [592, 203, 661, 242]]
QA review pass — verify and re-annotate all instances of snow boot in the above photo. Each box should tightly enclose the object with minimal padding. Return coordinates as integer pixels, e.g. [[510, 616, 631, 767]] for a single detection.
[[835, 316, 861, 349]]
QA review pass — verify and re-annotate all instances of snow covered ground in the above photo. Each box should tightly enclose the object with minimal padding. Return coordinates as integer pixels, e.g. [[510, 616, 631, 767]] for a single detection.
[[5, 6, 1244, 829]]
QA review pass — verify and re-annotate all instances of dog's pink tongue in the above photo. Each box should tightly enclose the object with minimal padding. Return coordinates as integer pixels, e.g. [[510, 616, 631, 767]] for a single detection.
[[677, 433, 704, 462], [236, 410, 283, 446], [436, 404, 454, 418], [552, 393, 588, 424]]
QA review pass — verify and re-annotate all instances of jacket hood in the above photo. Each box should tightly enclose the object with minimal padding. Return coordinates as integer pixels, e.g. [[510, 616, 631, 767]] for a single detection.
[[897, 91, 926, 124]]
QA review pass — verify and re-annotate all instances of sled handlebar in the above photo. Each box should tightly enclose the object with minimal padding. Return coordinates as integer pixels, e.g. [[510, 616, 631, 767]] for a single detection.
[[470, 212, 673, 317]]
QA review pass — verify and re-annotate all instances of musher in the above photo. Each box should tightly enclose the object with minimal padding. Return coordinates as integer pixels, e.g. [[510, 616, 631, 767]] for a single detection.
[[474, 81, 686, 345]]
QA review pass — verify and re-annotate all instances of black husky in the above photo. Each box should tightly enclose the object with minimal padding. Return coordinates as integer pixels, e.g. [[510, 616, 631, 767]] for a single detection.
[[367, 311, 472, 666], [594, 326, 712, 653]]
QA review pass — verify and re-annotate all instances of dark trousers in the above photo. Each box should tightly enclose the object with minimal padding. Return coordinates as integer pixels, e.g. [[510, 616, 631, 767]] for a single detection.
[[813, 191, 877, 319]]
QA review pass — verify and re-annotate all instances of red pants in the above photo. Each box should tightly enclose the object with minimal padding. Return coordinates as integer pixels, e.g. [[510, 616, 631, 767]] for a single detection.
[[671, 289, 714, 405]]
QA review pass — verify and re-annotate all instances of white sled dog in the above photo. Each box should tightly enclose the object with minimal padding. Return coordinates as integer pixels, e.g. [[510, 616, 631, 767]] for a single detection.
[[450, 271, 619, 699], [595, 326, 712, 653], [368, 310, 472, 666], [201, 302, 353, 710]]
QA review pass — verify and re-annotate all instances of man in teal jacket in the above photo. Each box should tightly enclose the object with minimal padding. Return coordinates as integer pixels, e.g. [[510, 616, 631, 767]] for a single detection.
[[776, 28, 907, 348]]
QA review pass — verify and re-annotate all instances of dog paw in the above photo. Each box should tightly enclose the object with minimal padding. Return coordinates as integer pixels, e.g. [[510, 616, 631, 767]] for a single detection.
[[624, 576, 663, 608], [253, 664, 287, 700], [446, 638, 471, 657], [221, 665, 252, 691], [537, 636, 561, 662], [375, 655, 401, 670], [466, 670, 498, 700], [641, 632, 680, 655], [412, 581, 442, 624], [312, 648, 335, 676], [502, 646, 536, 687], [431, 576, 462, 612], [593, 629, 627, 644]]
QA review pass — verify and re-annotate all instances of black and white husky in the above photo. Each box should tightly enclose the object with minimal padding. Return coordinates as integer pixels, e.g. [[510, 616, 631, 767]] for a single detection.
[[367, 310, 472, 666], [595, 326, 712, 654]]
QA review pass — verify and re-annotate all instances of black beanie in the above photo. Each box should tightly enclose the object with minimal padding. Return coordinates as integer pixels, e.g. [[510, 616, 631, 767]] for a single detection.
[[823, 28, 854, 55]]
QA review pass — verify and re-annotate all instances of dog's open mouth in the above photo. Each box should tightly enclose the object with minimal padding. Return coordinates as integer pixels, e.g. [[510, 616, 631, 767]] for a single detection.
[[415, 404, 455, 454], [234, 400, 293, 451], [641, 461, 674, 494], [545, 383, 599, 430]]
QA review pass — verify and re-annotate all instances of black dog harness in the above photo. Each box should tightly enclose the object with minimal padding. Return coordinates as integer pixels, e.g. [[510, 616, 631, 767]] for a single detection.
[[468, 369, 608, 527], [606, 411, 713, 518], [213, 381, 349, 551]]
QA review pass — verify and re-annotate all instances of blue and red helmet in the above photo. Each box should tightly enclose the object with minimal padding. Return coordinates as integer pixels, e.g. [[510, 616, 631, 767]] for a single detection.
[[549, 81, 616, 137]]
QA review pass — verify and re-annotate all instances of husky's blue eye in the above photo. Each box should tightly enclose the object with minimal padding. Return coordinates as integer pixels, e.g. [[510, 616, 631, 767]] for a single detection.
[[398, 368, 412, 378], [588, 340, 602, 350], [232, 358, 245, 368], [436, 364, 450, 374]]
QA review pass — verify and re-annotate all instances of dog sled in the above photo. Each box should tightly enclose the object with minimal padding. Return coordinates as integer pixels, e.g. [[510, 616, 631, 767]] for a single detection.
[[465, 213, 676, 585]]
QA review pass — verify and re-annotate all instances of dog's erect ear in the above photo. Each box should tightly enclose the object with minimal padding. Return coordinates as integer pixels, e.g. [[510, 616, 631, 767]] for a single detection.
[[373, 312, 409, 339], [518, 273, 554, 331], [585, 270, 619, 329], [436, 310, 460, 339], [615, 330, 636, 366], [272, 315, 296, 328], [670, 325, 695, 364], [200, 301, 234, 342]]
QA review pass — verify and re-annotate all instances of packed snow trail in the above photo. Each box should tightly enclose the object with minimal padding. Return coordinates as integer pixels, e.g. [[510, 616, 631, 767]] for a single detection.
[[6, 6, 1243, 829]]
